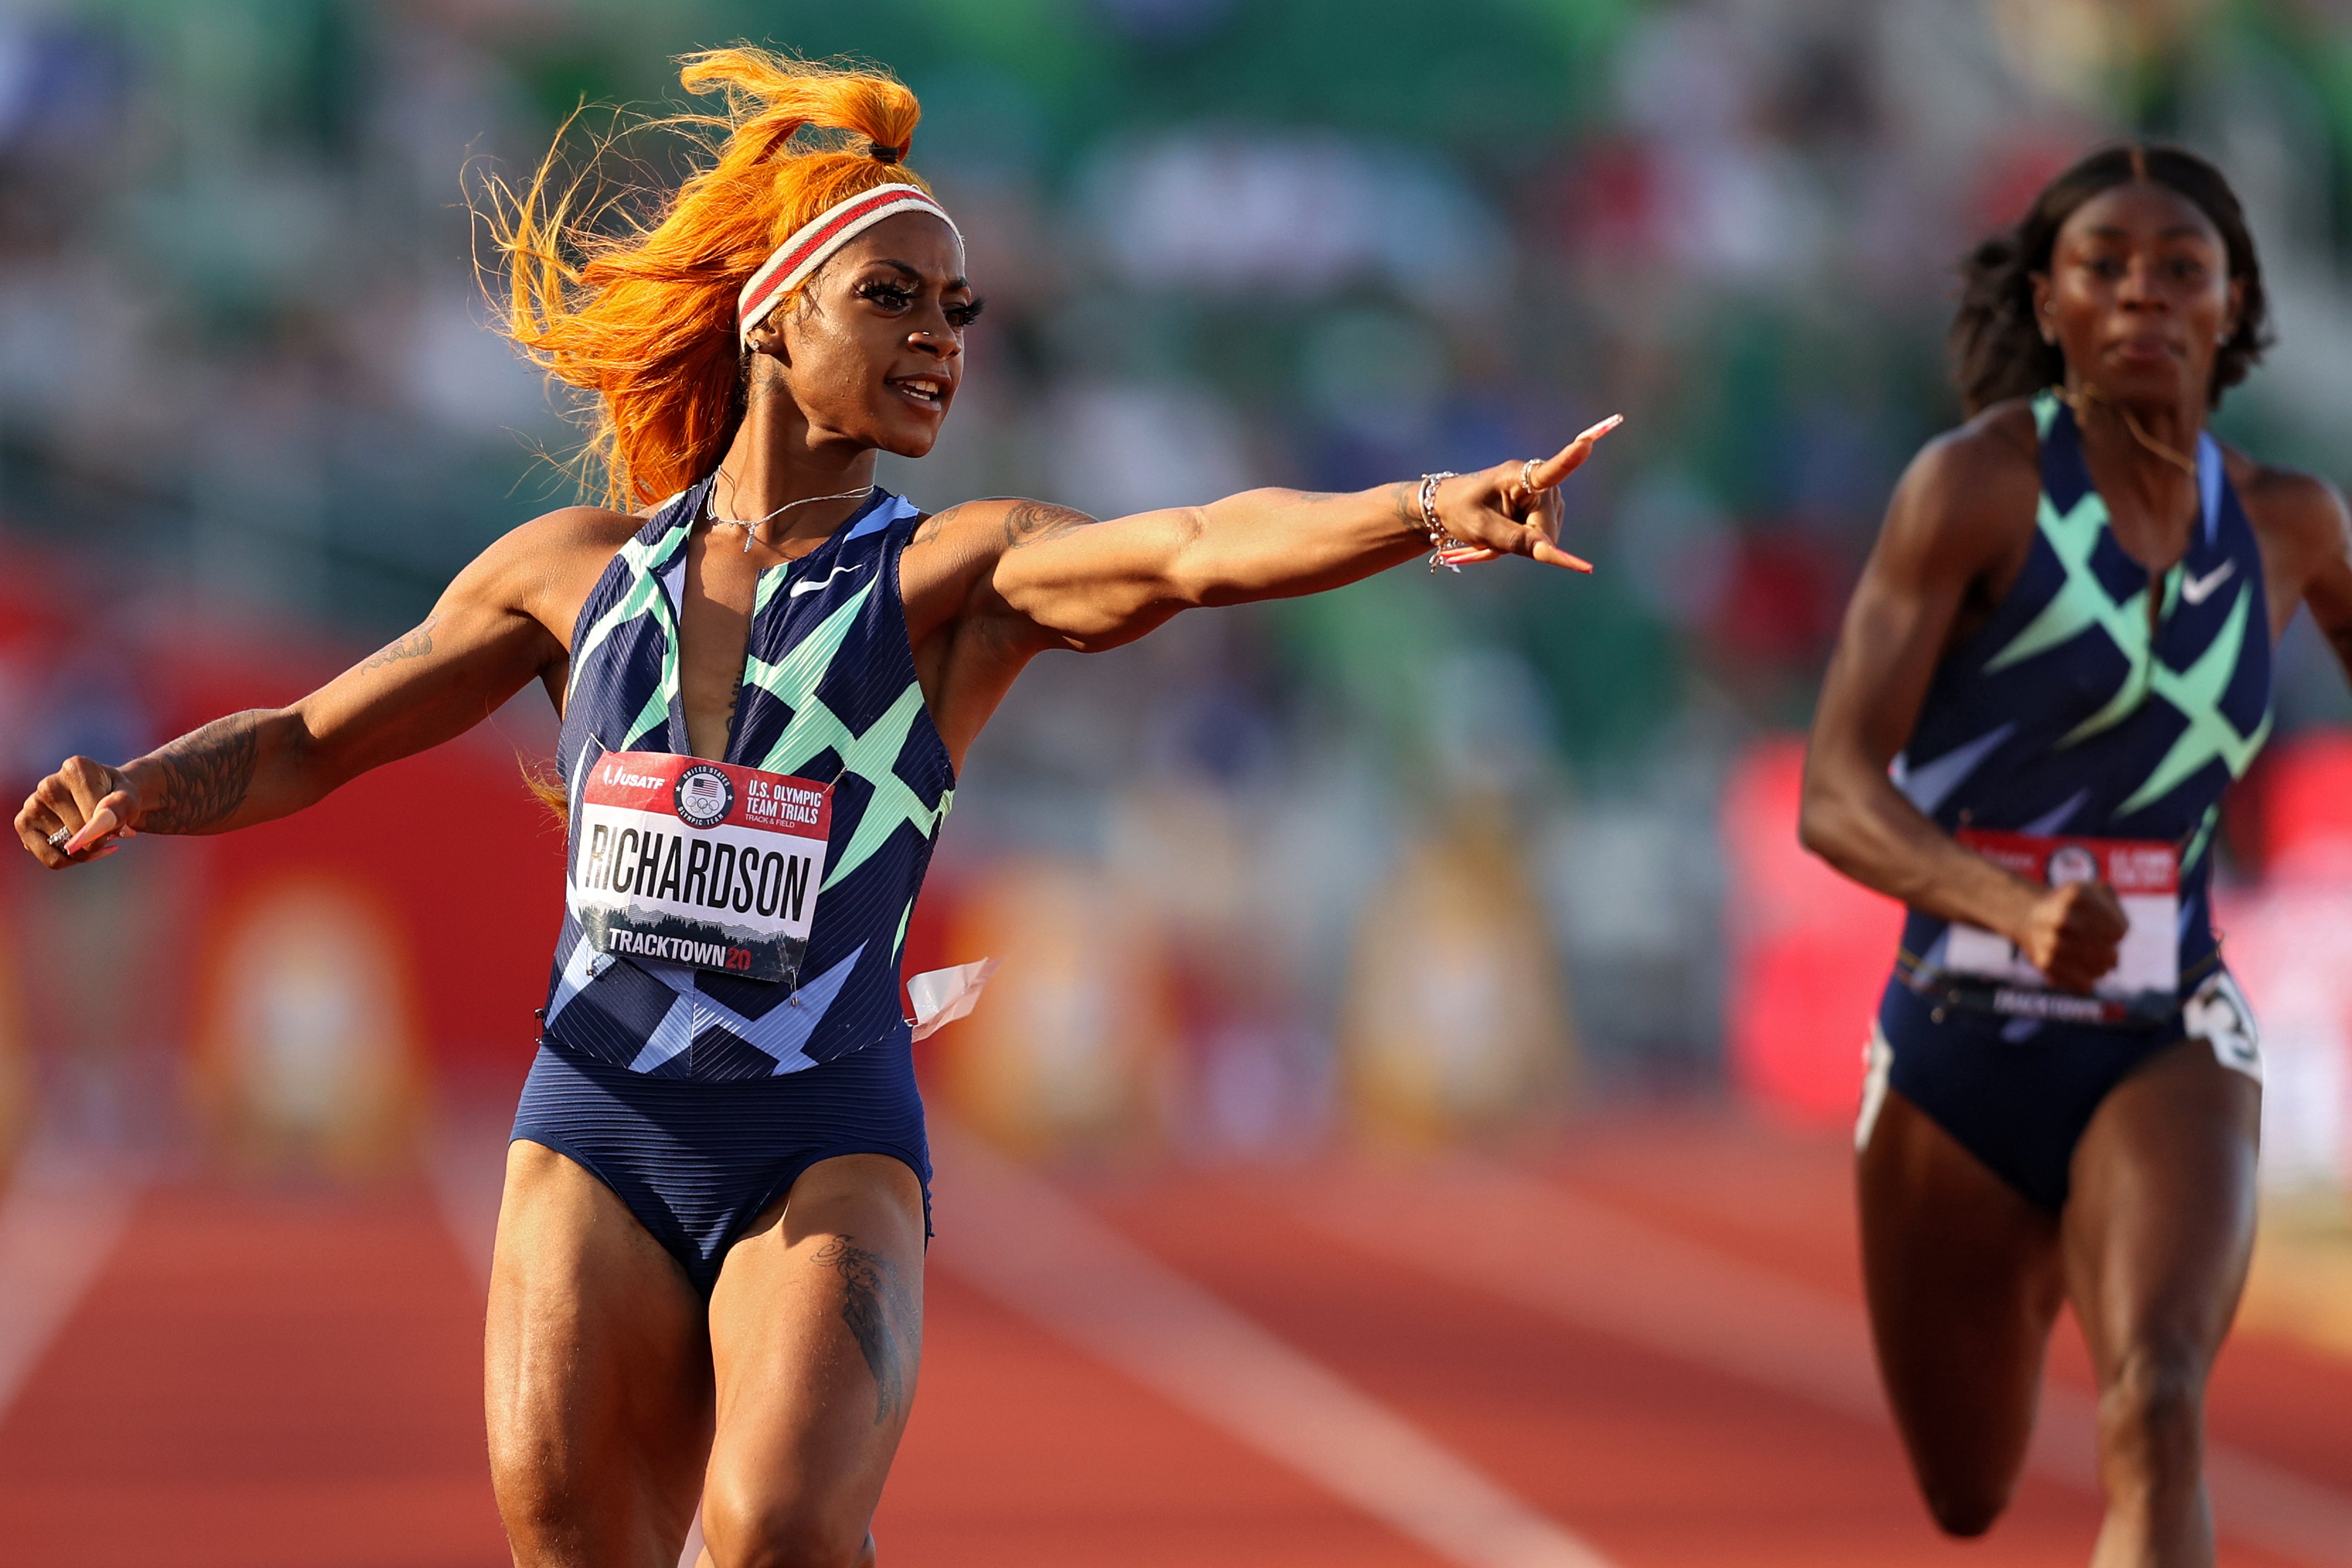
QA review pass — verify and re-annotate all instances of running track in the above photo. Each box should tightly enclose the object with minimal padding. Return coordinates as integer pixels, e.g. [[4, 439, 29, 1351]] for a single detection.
[[2, 1115, 2348, 1567]]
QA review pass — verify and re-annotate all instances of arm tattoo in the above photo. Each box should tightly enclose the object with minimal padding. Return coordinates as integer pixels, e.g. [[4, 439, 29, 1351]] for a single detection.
[[1001, 499, 1095, 551], [1390, 482, 1417, 529], [140, 713, 263, 833], [816, 1236, 915, 1423], [361, 615, 438, 671]]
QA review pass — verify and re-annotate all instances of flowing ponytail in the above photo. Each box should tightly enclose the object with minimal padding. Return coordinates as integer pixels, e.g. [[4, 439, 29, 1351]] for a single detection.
[[485, 49, 932, 510]]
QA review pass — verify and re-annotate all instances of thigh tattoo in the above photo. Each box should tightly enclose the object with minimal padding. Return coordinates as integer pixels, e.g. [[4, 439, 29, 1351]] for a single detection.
[[815, 1236, 913, 1423]]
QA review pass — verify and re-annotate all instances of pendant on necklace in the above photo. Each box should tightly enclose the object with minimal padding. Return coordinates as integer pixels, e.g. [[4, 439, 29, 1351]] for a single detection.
[[709, 484, 877, 555]]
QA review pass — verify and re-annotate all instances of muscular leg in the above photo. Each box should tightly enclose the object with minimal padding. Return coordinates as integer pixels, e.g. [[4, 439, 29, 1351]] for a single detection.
[[696, 1154, 926, 1568], [487, 1141, 715, 1568], [1858, 1087, 2067, 1535], [2063, 1037, 2259, 1568]]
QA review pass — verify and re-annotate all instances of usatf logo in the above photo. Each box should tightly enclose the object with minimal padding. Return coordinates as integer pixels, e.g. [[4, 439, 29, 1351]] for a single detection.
[[2046, 844, 2099, 887], [674, 764, 734, 829]]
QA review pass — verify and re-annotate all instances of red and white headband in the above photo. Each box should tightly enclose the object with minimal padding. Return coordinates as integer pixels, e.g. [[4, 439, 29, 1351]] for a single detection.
[[737, 182, 961, 345]]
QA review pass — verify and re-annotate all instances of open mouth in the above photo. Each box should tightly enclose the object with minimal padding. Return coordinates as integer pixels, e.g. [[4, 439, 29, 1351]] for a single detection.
[[889, 375, 949, 411]]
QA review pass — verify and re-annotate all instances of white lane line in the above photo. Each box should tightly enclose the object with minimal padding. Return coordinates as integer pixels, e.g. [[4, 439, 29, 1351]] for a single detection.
[[1293, 1161, 2352, 1568], [421, 1116, 715, 1568], [929, 1122, 1620, 1568], [0, 1137, 145, 1426], [421, 1111, 507, 1290]]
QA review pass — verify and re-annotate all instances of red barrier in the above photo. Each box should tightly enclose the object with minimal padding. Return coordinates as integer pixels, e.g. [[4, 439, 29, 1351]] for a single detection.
[[2247, 730, 2352, 881], [1722, 737, 1902, 1127], [154, 614, 564, 1089], [0, 551, 563, 1159]]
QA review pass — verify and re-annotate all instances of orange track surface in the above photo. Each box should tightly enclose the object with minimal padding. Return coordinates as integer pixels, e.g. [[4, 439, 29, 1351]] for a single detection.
[[0, 1183, 504, 1568], [0, 1119, 2343, 1567]]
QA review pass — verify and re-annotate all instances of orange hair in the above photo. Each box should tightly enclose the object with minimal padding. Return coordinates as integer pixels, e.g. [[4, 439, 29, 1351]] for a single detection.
[[489, 49, 932, 511]]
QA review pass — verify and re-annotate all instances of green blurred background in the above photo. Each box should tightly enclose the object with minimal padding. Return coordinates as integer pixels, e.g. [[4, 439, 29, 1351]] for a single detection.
[[8, 0, 2352, 1145], [10, 11, 2352, 1563]]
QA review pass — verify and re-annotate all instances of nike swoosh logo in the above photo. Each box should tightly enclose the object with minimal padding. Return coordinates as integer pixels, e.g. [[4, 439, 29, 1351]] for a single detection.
[[2180, 559, 2236, 606], [788, 565, 864, 598]]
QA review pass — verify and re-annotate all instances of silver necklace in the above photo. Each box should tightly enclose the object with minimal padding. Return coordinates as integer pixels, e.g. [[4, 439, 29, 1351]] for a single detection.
[[706, 483, 876, 552]]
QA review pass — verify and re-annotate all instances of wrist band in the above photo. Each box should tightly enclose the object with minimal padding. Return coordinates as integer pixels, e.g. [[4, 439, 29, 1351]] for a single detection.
[[1417, 471, 1465, 574]]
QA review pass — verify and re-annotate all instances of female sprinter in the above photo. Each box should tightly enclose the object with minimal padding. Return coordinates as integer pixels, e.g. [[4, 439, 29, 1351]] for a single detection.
[[12, 50, 1615, 1568], [1802, 144, 2352, 1564]]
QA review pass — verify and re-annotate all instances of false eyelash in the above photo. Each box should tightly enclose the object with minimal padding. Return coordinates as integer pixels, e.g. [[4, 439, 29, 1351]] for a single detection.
[[947, 296, 986, 328]]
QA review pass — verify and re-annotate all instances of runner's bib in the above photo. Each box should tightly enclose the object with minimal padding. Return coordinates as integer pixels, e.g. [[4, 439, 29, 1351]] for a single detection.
[[1932, 829, 2179, 1026], [567, 751, 833, 983]]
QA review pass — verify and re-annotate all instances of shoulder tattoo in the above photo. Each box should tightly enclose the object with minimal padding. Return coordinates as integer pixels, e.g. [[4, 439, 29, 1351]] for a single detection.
[[1001, 499, 1095, 551], [910, 499, 1098, 554]]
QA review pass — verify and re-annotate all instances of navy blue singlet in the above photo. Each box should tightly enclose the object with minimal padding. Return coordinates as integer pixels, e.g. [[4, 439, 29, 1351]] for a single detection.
[[513, 478, 951, 1290], [541, 479, 953, 1077], [1867, 391, 2270, 1210]]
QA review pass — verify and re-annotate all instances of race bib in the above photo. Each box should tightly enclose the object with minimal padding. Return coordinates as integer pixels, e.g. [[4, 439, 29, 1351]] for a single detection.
[[568, 751, 832, 982], [1936, 828, 2179, 1026]]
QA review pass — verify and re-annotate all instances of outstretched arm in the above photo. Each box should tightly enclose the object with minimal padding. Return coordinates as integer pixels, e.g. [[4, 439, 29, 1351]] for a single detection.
[[14, 510, 603, 869], [1799, 423, 2125, 993], [955, 419, 1618, 653]]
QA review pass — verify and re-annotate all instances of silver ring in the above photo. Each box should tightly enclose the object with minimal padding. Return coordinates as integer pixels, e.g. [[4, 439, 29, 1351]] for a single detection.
[[45, 826, 71, 848], [1515, 459, 1542, 516]]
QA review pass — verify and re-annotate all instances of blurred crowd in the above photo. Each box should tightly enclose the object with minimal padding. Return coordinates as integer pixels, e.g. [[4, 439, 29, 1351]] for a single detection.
[[10, 0, 2352, 1166]]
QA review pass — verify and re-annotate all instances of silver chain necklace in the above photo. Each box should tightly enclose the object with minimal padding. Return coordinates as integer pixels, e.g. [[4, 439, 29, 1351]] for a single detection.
[[706, 482, 876, 552]]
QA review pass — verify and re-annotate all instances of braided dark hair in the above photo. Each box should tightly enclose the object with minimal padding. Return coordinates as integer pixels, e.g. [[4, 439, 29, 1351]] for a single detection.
[[1950, 143, 2270, 416]]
